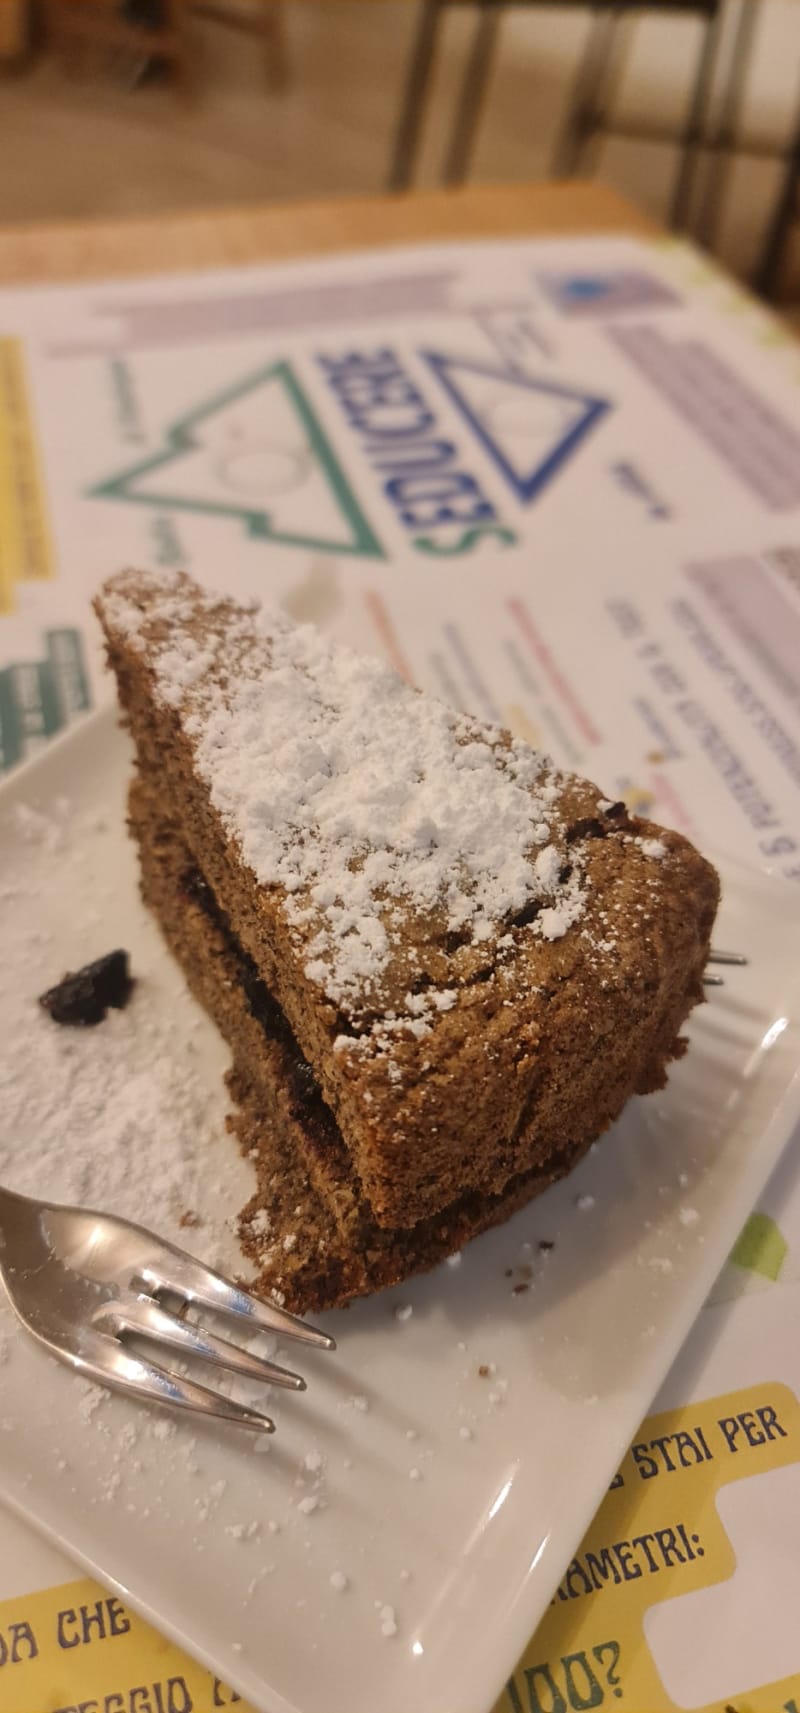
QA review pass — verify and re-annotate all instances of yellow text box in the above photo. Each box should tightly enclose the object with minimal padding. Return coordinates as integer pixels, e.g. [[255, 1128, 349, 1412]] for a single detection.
[[0, 337, 54, 613]]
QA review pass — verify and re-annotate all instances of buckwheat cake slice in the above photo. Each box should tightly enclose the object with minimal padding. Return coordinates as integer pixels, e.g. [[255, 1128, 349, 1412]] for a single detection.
[[95, 568, 719, 1235], [128, 772, 573, 1310]]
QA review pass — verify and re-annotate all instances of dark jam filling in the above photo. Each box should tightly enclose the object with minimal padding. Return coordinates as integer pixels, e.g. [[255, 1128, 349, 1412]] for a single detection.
[[178, 801, 632, 1167], [179, 869, 582, 1211], [179, 867, 341, 1154]]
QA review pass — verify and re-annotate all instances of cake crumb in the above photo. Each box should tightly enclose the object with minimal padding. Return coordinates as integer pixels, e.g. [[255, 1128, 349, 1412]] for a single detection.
[[350, 1394, 369, 1413], [446, 1253, 462, 1268], [679, 1206, 700, 1227], [409, 1467, 422, 1481], [38, 948, 134, 1028], [394, 1303, 413, 1322], [298, 1495, 320, 1515], [303, 1450, 323, 1473], [576, 1194, 595, 1212], [638, 837, 666, 859], [151, 1418, 175, 1442], [459, 1425, 473, 1441], [78, 1385, 108, 1422], [247, 1568, 272, 1597], [330, 1570, 349, 1592], [379, 1604, 397, 1638]]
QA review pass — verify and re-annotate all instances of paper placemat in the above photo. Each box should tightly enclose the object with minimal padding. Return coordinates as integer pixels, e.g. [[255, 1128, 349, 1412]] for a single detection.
[[1, 229, 799, 1712]]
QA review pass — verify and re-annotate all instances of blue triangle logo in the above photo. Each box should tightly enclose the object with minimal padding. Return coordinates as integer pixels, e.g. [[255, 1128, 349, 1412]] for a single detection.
[[422, 352, 610, 504]]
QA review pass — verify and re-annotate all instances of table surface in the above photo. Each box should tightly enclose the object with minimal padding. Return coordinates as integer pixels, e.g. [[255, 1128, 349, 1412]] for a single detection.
[[0, 179, 653, 284]]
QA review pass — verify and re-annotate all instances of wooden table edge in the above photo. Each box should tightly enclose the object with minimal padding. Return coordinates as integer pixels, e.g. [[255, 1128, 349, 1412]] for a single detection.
[[0, 180, 655, 285]]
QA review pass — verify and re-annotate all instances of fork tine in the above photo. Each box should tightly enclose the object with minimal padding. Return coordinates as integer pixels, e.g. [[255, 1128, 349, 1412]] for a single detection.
[[703, 973, 725, 986], [135, 1249, 335, 1351], [71, 1332, 275, 1432], [707, 949, 748, 965], [95, 1298, 306, 1391]]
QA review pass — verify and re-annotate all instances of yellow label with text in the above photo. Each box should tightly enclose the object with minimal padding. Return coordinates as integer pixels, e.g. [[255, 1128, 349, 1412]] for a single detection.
[[499, 1381, 800, 1713], [0, 337, 54, 613], [1, 1384, 799, 1713], [0, 1581, 243, 1712]]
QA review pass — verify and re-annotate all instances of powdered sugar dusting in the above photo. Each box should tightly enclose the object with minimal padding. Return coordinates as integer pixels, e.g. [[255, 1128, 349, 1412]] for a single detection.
[[99, 571, 589, 1009], [0, 990, 230, 1232], [0, 797, 251, 1279]]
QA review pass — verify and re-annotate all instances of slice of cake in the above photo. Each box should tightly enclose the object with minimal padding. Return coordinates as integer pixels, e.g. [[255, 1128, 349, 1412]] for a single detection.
[[129, 772, 572, 1310], [96, 569, 719, 1301]]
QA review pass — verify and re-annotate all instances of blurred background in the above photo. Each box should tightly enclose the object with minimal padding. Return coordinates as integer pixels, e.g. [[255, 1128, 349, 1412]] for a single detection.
[[1, 0, 799, 302]]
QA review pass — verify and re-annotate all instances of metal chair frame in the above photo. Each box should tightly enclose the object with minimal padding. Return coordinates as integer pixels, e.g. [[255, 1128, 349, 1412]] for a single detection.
[[388, 0, 756, 238]]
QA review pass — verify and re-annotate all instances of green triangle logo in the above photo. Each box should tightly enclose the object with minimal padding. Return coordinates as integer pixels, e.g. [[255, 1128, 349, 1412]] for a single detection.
[[89, 360, 385, 559]]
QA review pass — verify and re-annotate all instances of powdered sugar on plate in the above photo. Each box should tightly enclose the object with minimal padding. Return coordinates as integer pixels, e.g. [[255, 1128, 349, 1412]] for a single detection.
[[0, 796, 251, 1273], [0, 973, 235, 1243]]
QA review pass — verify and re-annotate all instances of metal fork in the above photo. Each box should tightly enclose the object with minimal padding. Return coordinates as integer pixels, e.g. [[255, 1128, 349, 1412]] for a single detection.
[[0, 1185, 334, 1433], [704, 948, 747, 987]]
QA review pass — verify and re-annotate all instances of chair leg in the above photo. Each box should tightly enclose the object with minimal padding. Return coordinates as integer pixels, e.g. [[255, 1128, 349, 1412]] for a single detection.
[[162, 0, 193, 94], [262, 0, 288, 91], [694, 0, 757, 247], [45, 0, 96, 77], [755, 96, 800, 300], [388, 0, 446, 190], [669, 0, 725, 231], [444, 0, 502, 185], [550, 4, 622, 180]]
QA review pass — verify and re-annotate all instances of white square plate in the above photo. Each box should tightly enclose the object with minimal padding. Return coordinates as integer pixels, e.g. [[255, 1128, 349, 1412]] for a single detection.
[[1, 709, 799, 1713]]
